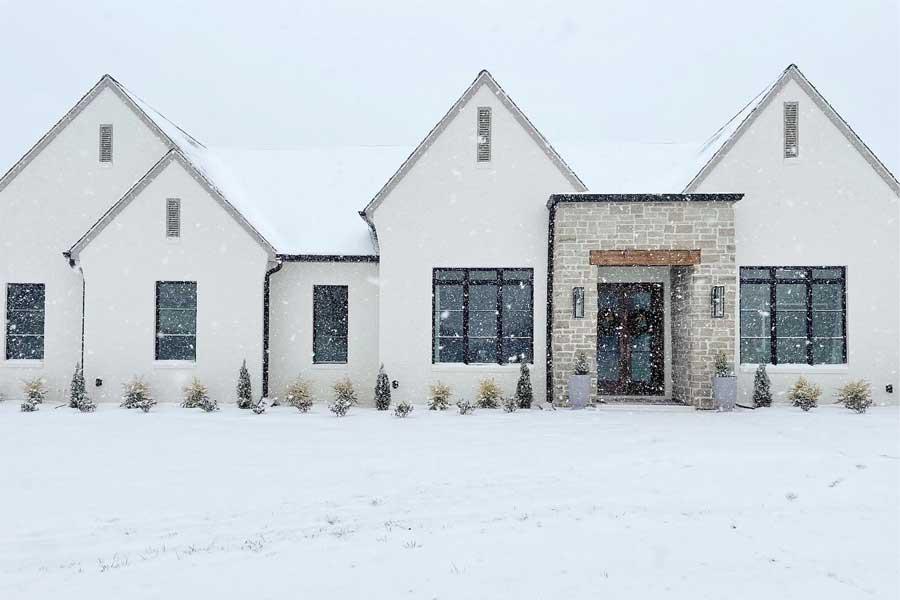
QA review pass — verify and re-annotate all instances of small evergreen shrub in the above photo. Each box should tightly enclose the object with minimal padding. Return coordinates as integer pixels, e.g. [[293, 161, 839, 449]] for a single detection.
[[502, 396, 518, 413], [121, 377, 155, 412], [285, 377, 313, 412], [428, 382, 452, 411], [330, 378, 357, 417], [714, 352, 731, 377], [788, 376, 820, 412], [182, 378, 218, 412], [330, 396, 353, 417], [21, 378, 46, 412], [69, 363, 86, 408], [573, 351, 590, 376], [374, 365, 391, 411], [252, 399, 267, 414], [457, 399, 476, 415], [394, 399, 413, 418], [752, 364, 772, 407], [836, 380, 872, 414], [476, 378, 502, 409], [515, 362, 533, 409], [237, 360, 253, 409]]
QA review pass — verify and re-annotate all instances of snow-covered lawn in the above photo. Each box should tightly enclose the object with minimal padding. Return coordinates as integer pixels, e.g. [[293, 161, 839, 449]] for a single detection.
[[0, 402, 897, 599]]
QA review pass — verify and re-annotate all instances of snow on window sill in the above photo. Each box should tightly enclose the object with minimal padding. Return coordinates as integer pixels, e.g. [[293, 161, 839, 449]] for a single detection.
[[1, 359, 44, 369], [432, 362, 532, 372], [311, 362, 349, 370], [739, 363, 848, 375], [152, 361, 197, 369]]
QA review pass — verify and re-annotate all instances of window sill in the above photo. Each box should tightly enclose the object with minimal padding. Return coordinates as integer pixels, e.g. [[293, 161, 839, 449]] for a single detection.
[[152, 361, 197, 369], [739, 363, 848, 375], [311, 362, 349, 370], [432, 362, 532, 372], [1, 359, 44, 369]]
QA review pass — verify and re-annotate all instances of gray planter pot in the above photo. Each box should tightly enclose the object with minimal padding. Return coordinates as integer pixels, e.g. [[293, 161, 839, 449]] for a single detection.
[[568, 375, 591, 409], [713, 376, 737, 411]]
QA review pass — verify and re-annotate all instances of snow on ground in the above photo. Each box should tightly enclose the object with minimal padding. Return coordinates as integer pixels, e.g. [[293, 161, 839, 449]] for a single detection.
[[0, 402, 897, 599]]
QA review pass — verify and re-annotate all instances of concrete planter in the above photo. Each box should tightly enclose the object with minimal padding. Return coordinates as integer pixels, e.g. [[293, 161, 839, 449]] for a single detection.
[[568, 375, 591, 409], [713, 376, 737, 411]]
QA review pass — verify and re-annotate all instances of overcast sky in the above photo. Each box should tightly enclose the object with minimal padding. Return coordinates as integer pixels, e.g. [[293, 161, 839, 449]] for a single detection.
[[1, 0, 897, 175]]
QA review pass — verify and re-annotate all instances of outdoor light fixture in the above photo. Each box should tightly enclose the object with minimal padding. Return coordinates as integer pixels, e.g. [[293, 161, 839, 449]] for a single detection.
[[711, 285, 726, 318], [573, 287, 585, 318]]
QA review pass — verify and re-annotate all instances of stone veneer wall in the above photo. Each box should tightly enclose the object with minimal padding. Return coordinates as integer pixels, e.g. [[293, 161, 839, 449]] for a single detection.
[[550, 201, 737, 407]]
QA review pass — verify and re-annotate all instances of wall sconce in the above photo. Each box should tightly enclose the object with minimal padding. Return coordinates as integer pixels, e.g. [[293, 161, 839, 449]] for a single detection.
[[572, 287, 585, 319], [711, 285, 725, 318]]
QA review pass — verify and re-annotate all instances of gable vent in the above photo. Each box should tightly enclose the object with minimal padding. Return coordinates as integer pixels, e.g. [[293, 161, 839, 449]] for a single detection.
[[99, 124, 113, 163], [784, 102, 799, 158], [166, 199, 181, 238], [477, 107, 491, 162]]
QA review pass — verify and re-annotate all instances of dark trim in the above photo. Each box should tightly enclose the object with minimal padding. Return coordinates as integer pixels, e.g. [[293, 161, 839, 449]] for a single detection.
[[547, 193, 743, 208], [262, 260, 284, 397], [546, 201, 557, 404], [277, 254, 379, 263], [154, 281, 197, 362]]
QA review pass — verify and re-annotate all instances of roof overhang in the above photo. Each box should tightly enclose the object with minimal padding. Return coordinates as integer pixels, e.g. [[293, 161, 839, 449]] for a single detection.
[[547, 193, 743, 208]]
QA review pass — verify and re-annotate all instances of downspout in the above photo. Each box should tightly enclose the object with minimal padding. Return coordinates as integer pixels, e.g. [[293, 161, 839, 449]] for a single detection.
[[545, 199, 557, 404], [62, 251, 85, 366], [262, 258, 284, 398]]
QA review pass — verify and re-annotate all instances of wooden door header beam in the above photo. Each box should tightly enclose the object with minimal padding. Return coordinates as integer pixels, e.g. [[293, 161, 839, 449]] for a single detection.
[[590, 249, 701, 267]]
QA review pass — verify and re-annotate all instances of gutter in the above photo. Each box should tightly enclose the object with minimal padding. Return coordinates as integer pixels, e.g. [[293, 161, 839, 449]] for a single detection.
[[262, 258, 284, 398]]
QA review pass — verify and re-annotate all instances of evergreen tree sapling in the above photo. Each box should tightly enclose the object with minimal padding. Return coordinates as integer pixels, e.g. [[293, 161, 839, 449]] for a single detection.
[[573, 351, 590, 376], [515, 361, 533, 409], [21, 378, 47, 412], [69, 363, 87, 409], [752, 364, 772, 407], [374, 365, 391, 411], [394, 400, 413, 418], [237, 360, 253, 409], [836, 380, 872, 413], [788, 376, 820, 411], [476, 378, 502, 409], [428, 382, 452, 410]]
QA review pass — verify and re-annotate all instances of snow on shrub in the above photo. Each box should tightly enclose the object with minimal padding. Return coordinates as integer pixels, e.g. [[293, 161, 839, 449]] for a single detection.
[[752, 364, 772, 408], [394, 399, 413, 418], [515, 362, 533, 409], [456, 399, 475, 415], [573, 351, 590, 376], [836, 380, 872, 414], [69, 363, 87, 409], [252, 399, 267, 414], [374, 365, 391, 411], [502, 396, 518, 413], [121, 377, 155, 412], [182, 378, 217, 412], [714, 352, 731, 377], [476, 378, 502, 409], [21, 377, 45, 412], [788, 376, 820, 412], [237, 360, 253, 409], [330, 378, 357, 417], [428, 382, 452, 411], [285, 377, 313, 412]]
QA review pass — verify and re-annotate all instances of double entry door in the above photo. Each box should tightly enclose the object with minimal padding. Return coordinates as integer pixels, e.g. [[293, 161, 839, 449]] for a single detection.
[[596, 283, 664, 396]]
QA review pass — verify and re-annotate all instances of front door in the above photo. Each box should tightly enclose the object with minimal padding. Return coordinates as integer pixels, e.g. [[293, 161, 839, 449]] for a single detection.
[[596, 283, 664, 396]]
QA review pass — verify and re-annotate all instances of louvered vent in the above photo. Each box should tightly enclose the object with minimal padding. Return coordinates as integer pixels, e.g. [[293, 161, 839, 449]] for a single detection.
[[166, 199, 181, 238], [99, 124, 113, 163], [784, 102, 799, 158], [477, 107, 491, 162]]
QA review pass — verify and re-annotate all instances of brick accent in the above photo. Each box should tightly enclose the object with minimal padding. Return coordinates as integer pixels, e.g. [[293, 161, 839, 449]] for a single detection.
[[550, 201, 736, 407]]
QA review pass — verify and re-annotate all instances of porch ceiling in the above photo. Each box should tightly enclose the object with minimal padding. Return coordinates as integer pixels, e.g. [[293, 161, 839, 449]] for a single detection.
[[589, 249, 701, 267]]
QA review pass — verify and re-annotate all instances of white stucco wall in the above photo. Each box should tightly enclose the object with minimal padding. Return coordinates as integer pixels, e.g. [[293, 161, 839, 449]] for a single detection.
[[78, 158, 270, 405], [372, 83, 580, 405], [267, 261, 380, 405], [695, 77, 899, 404], [0, 86, 168, 403]]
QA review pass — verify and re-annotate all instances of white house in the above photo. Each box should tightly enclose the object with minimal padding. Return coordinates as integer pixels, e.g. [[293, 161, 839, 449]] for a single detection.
[[1, 65, 897, 408]]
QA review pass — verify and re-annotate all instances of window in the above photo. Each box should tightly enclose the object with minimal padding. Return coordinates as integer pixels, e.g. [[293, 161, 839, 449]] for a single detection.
[[740, 267, 845, 365], [784, 102, 798, 158], [433, 268, 533, 364], [166, 199, 181, 238], [476, 107, 491, 162], [155, 282, 196, 361], [313, 285, 348, 363], [99, 124, 113, 163], [5, 284, 45, 360]]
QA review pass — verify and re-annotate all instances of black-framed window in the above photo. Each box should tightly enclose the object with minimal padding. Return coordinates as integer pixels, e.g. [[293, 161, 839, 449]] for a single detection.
[[156, 282, 197, 361], [5, 283, 45, 360], [433, 268, 533, 364], [313, 285, 348, 364], [740, 267, 846, 365]]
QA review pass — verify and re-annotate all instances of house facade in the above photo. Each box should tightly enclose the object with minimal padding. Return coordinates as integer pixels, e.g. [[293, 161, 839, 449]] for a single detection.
[[1, 65, 897, 408]]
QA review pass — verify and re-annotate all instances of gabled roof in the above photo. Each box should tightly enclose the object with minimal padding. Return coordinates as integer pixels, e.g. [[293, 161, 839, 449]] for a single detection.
[[361, 70, 588, 219], [683, 64, 900, 195]]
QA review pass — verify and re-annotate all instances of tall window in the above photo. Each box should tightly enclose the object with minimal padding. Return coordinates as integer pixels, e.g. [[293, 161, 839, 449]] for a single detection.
[[99, 124, 113, 163], [5, 284, 45, 360], [433, 268, 533, 364], [784, 102, 799, 158], [476, 107, 491, 162], [156, 282, 197, 361], [313, 285, 348, 364], [740, 267, 845, 365]]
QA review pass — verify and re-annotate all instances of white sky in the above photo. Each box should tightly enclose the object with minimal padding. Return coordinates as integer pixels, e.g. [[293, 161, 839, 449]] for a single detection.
[[1, 0, 897, 176]]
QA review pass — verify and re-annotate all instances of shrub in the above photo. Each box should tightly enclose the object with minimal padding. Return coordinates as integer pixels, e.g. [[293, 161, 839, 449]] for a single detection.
[[394, 400, 413, 418], [374, 365, 391, 411], [457, 399, 476, 415], [252, 399, 267, 414], [237, 360, 253, 409], [21, 378, 46, 412], [514, 361, 533, 409], [428, 382, 452, 411], [752, 364, 772, 407], [285, 377, 313, 412], [330, 396, 353, 417], [788, 376, 820, 412], [334, 377, 357, 405], [502, 396, 518, 413], [182, 378, 217, 412], [714, 352, 731, 377], [121, 377, 155, 412], [69, 363, 86, 408], [573, 351, 590, 376], [476, 378, 502, 409], [836, 380, 872, 414]]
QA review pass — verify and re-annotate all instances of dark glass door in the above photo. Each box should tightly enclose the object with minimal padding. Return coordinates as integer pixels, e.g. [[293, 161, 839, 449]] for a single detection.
[[597, 283, 664, 396]]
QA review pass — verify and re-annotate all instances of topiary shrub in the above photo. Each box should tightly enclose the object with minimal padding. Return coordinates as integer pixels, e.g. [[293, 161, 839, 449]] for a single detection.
[[476, 378, 502, 409], [237, 360, 253, 409], [788, 376, 820, 412], [456, 399, 476, 415], [752, 364, 772, 407], [428, 382, 452, 411], [394, 399, 413, 418], [374, 365, 391, 411], [121, 377, 155, 412], [502, 396, 518, 413], [573, 351, 590, 376], [515, 361, 533, 409], [714, 352, 731, 377], [69, 363, 86, 408], [285, 376, 313, 413], [836, 380, 872, 414]]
